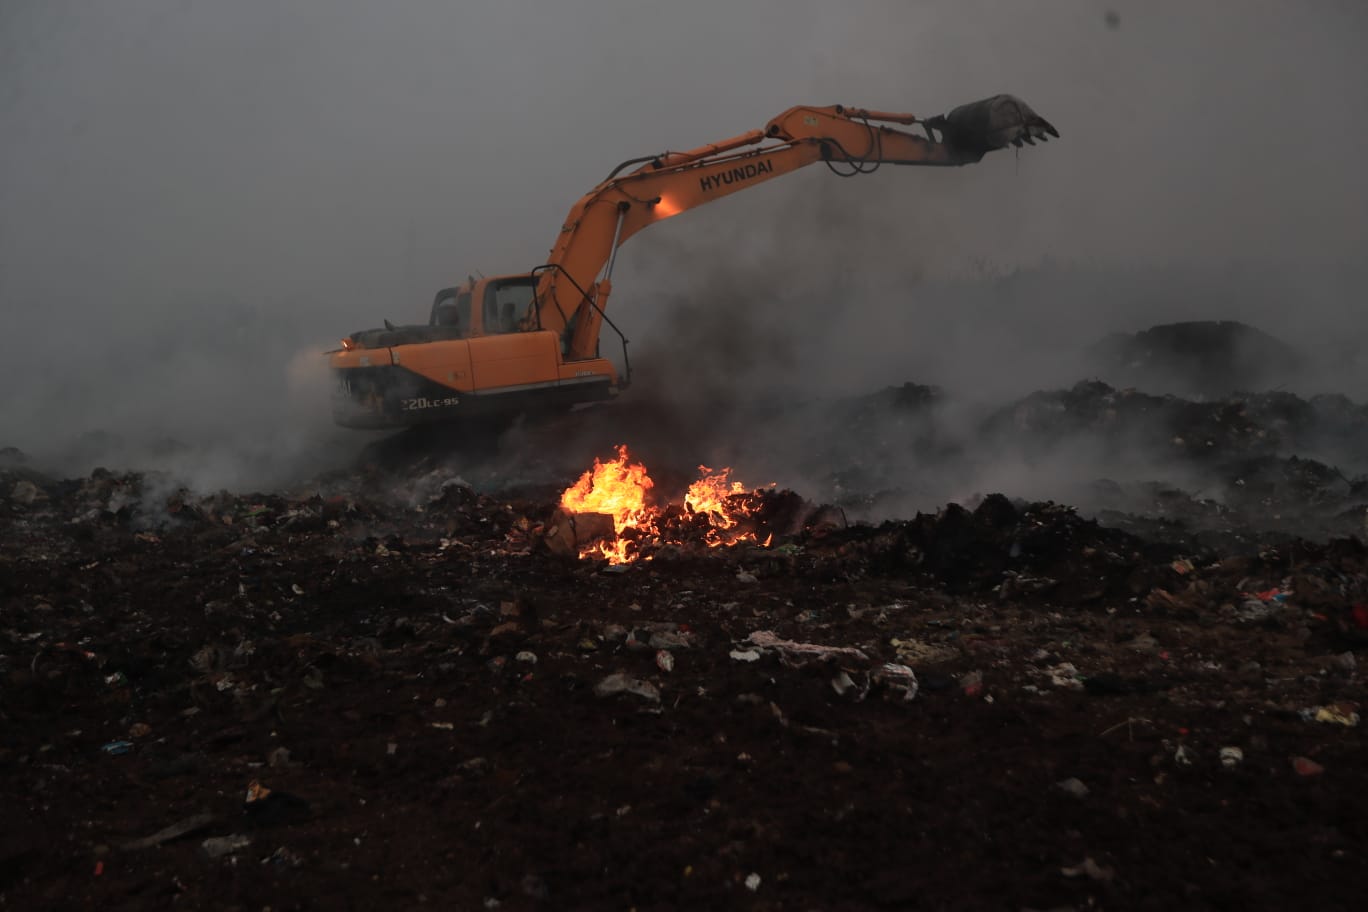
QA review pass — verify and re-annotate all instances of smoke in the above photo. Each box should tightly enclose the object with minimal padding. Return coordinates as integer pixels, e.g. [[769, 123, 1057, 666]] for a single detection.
[[2, 1, 1365, 506]]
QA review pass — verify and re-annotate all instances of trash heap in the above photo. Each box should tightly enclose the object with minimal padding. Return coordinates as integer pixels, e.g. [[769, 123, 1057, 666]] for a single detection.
[[3, 377, 1367, 908]]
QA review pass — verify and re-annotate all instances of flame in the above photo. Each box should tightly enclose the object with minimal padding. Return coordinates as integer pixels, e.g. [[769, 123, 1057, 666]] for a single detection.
[[685, 465, 746, 521], [560, 445, 654, 563], [558, 446, 766, 563], [685, 465, 758, 546]]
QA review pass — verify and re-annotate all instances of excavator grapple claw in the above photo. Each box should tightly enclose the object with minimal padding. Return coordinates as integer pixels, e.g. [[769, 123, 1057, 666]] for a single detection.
[[926, 94, 1058, 159]]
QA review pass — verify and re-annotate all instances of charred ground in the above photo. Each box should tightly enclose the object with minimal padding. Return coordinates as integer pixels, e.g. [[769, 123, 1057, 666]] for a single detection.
[[2, 323, 1366, 910]]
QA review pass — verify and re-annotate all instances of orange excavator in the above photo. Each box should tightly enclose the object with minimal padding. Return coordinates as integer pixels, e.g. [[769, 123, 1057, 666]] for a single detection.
[[330, 95, 1058, 429]]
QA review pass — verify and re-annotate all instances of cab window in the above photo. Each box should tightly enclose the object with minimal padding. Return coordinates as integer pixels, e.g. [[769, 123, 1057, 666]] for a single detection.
[[433, 291, 471, 334], [482, 280, 537, 334]]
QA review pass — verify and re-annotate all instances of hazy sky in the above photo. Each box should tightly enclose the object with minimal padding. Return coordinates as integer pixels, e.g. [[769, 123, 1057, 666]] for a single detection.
[[2, 0, 1366, 484]]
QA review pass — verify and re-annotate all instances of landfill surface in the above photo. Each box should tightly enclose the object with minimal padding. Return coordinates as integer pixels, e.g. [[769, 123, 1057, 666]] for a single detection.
[[4, 327, 1367, 911]]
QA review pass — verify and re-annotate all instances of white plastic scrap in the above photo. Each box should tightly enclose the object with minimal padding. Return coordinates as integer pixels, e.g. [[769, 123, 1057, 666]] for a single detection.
[[831, 671, 857, 696], [1046, 662, 1084, 690], [873, 662, 919, 702], [744, 872, 762, 892], [747, 630, 869, 662]]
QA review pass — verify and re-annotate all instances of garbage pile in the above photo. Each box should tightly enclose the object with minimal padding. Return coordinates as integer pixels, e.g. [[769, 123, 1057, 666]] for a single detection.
[[1083, 320, 1307, 396], [4, 365, 1368, 907]]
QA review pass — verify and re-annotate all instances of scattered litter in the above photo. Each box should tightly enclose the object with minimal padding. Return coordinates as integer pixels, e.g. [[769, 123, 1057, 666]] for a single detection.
[[101, 741, 133, 756], [1291, 756, 1325, 777], [648, 630, 695, 650], [514, 651, 538, 664], [1312, 704, 1360, 727], [593, 673, 661, 702], [729, 649, 761, 663], [959, 670, 984, 698], [889, 637, 953, 665], [655, 649, 674, 673], [873, 663, 919, 701], [746, 630, 869, 662], [201, 834, 252, 859], [744, 872, 762, 892], [1061, 857, 1114, 882], [830, 671, 861, 698], [1046, 663, 1084, 690], [1056, 777, 1089, 799], [1219, 746, 1243, 768], [1173, 744, 1194, 767]]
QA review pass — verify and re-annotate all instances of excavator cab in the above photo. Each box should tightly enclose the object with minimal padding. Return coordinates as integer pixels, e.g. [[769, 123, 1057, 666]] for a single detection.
[[330, 273, 621, 429]]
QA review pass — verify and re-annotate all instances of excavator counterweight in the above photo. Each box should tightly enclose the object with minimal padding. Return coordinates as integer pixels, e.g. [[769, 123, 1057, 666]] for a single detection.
[[329, 95, 1057, 430]]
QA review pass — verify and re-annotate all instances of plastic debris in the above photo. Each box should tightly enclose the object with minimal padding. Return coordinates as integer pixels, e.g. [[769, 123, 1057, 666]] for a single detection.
[[1056, 777, 1089, 799], [744, 872, 762, 892], [1219, 746, 1243, 768], [101, 740, 133, 756], [655, 649, 674, 673], [1061, 857, 1115, 882], [647, 630, 695, 650], [729, 649, 761, 662], [201, 834, 253, 859], [960, 670, 984, 698], [593, 673, 661, 702], [746, 630, 869, 662], [1312, 704, 1360, 727], [831, 671, 858, 696], [1291, 756, 1325, 777], [873, 663, 919, 701], [1046, 663, 1084, 690]]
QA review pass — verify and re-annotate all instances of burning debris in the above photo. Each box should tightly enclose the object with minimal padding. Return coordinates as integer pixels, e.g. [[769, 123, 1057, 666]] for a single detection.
[[554, 444, 771, 563]]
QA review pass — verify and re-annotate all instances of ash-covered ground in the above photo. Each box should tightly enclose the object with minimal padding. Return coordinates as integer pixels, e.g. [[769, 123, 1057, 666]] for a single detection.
[[3, 323, 1366, 911]]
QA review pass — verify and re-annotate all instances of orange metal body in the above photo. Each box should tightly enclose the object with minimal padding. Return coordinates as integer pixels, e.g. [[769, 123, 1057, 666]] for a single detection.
[[330, 98, 1056, 428]]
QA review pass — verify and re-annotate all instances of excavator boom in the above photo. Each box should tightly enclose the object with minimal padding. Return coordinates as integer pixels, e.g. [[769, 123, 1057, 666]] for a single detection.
[[329, 95, 1056, 429]]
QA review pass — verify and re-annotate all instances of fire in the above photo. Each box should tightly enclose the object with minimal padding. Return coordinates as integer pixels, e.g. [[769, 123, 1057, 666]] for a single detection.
[[685, 465, 757, 546], [560, 445, 654, 563], [558, 446, 766, 563]]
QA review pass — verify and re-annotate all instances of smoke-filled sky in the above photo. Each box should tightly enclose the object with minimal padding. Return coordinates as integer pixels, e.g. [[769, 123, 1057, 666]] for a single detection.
[[2, 0, 1366, 488]]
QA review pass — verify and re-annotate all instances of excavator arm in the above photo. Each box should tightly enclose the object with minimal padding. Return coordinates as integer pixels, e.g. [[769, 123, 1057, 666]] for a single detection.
[[537, 95, 1058, 361]]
